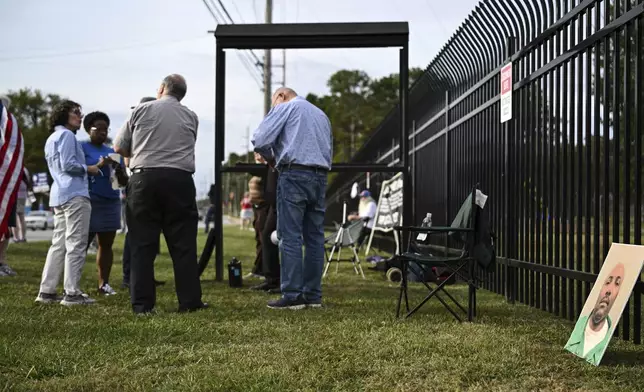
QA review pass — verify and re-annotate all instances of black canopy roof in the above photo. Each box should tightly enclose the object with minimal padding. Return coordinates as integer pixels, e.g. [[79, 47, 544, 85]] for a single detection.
[[213, 22, 409, 49]]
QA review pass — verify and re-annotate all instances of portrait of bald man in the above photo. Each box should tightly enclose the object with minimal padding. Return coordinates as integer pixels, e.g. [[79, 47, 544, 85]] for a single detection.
[[565, 262, 624, 365]]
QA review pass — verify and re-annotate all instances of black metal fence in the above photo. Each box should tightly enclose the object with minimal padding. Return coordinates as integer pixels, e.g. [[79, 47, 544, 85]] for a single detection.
[[326, 0, 644, 344]]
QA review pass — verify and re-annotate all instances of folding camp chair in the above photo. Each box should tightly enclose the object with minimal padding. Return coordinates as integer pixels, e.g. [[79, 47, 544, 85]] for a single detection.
[[323, 218, 367, 279], [392, 185, 495, 322]]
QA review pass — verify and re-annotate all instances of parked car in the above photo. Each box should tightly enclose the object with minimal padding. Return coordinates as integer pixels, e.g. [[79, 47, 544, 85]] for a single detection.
[[25, 210, 54, 231]]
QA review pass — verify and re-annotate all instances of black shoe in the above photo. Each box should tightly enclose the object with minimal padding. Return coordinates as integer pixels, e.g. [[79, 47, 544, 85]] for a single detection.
[[178, 302, 209, 313], [134, 308, 157, 316], [267, 297, 306, 310], [121, 282, 130, 289], [34, 292, 63, 304], [250, 282, 279, 291]]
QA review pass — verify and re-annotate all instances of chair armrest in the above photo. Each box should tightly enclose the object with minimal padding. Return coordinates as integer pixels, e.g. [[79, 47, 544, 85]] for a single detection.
[[393, 226, 475, 233]]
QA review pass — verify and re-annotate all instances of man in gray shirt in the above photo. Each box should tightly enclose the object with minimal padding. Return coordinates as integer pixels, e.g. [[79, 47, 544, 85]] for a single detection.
[[114, 74, 206, 314]]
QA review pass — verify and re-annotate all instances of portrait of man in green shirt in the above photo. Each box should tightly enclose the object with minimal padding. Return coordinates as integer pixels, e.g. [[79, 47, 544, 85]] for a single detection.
[[565, 262, 624, 366]]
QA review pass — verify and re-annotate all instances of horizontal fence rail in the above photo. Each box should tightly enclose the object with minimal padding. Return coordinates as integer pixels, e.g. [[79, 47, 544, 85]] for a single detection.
[[326, 0, 644, 344]]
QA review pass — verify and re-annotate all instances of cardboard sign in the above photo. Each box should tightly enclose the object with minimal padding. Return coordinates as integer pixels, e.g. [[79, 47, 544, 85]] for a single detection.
[[564, 243, 644, 366]]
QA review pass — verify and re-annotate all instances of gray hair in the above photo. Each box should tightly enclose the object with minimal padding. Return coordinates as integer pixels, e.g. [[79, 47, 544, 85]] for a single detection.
[[162, 74, 187, 101], [0, 95, 11, 109], [274, 87, 297, 98]]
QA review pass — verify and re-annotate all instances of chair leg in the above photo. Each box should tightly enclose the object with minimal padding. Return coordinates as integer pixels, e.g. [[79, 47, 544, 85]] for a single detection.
[[405, 275, 464, 322], [468, 263, 475, 322], [396, 261, 409, 318], [396, 266, 405, 318], [402, 261, 410, 312], [351, 246, 366, 279], [323, 245, 337, 278]]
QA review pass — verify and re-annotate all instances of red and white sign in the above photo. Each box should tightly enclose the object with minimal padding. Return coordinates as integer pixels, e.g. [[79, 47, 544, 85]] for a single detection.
[[500, 62, 513, 123]]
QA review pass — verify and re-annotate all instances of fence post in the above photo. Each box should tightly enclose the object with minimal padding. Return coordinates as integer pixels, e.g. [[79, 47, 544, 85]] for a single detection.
[[503, 36, 518, 304], [444, 91, 450, 255], [411, 120, 416, 222]]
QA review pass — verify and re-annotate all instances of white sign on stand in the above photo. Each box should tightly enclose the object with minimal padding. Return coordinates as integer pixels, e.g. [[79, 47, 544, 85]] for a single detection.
[[500, 62, 513, 123], [365, 172, 403, 256], [32, 172, 49, 194]]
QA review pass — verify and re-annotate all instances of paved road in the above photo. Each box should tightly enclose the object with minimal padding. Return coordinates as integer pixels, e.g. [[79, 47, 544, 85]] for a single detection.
[[20, 218, 234, 243]]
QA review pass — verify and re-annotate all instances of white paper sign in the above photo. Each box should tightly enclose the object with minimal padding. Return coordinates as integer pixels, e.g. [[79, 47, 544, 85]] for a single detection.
[[476, 189, 488, 209]]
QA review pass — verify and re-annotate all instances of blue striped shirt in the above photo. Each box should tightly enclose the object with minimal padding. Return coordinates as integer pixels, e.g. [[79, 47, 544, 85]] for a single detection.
[[45, 126, 89, 207], [252, 96, 333, 169]]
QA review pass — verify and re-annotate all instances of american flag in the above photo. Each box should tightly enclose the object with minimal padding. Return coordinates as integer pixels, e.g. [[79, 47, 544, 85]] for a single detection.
[[0, 100, 24, 237]]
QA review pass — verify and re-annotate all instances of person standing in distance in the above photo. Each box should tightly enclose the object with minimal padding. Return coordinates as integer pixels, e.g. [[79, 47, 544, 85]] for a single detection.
[[252, 87, 332, 310], [114, 75, 206, 314]]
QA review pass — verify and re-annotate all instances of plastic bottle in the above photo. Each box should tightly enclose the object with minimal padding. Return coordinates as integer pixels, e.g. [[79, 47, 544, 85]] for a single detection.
[[228, 257, 243, 288]]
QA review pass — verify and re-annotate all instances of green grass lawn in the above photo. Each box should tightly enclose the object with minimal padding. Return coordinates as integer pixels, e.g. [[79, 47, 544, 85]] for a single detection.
[[1, 226, 644, 391]]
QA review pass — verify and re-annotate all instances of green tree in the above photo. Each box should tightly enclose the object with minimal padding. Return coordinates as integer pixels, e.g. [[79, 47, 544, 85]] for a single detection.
[[306, 67, 424, 164], [6, 88, 62, 175]]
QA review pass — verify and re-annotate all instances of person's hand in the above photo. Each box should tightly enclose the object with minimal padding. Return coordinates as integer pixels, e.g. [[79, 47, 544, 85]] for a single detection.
[[114, 163, 124, 175], [254, 152, 266, 164], [96, 157, 107, 168], [87, 165, 101, 176]]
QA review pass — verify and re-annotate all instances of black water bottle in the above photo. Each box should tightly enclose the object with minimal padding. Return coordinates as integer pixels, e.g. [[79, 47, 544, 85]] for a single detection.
[[228, 257, 243, 288]]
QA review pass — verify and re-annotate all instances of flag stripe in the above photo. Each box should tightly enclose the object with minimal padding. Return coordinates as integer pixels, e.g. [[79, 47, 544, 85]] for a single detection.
[[0, 105, 11, 167], [0, 104, 25, 236]]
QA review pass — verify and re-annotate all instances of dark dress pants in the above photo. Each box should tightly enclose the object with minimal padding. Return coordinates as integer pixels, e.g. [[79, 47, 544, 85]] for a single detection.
[[122, 223, 161, 286], [126, 168, 202, 313], [252, 205, 268, 276], [261, 205, 280, 286]]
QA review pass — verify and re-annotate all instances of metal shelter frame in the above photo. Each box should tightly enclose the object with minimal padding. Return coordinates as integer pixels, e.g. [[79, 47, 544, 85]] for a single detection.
[[209, 22, 411, 281]]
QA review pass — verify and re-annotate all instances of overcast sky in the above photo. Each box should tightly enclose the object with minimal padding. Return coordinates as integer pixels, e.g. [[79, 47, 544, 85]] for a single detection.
[[1, 0, 479, 197]]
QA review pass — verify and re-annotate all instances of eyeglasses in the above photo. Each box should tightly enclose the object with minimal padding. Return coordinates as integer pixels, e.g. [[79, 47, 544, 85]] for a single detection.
[[70, 108, 83, 117], [90, 126, 111, 132]]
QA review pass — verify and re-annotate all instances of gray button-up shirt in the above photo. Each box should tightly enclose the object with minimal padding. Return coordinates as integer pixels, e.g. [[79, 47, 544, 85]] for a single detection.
[[114, 95, 198, 173]]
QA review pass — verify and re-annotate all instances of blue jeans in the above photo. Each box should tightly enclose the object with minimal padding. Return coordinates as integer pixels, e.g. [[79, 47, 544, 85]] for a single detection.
[[276, 169, 327, 302]]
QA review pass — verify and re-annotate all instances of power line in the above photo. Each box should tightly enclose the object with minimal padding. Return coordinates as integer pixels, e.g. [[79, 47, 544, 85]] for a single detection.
[[201, 0, 221, 22], [0, 35, 210, 62], [215, 0, 235, 24], [211, 0, 262, 65], [423, 0, 450, 40], [252, 0, 259, 22], [200, 0, 264, 88], [229, 0, 246, 23]]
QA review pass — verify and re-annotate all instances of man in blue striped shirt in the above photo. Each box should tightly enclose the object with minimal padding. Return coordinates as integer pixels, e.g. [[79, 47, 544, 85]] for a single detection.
[[252, 87, 332, 310]]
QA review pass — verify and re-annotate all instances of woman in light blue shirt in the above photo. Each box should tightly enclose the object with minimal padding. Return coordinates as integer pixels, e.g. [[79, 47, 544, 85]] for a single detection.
[[82, 111, 128, 296], [36, 100, 104, 306]]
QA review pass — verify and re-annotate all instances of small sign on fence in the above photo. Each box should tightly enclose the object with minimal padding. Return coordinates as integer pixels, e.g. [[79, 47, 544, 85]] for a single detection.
[[500, 62, 513, 123]]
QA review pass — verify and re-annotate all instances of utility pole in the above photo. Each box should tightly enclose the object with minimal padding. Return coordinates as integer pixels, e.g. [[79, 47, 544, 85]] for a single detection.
[[263, 0, 273, 115], [281, 49, 286, 87], [242, 126, 250, 163]]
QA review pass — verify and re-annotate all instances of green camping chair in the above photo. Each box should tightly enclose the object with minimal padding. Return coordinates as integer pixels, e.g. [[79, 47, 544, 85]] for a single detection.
[[392, 185, 495, 322]]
